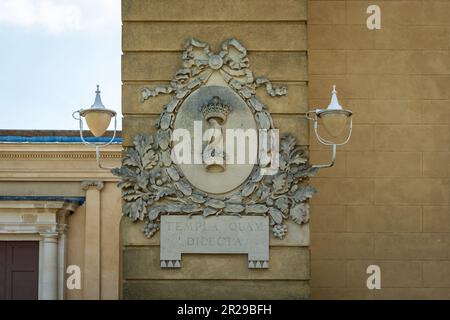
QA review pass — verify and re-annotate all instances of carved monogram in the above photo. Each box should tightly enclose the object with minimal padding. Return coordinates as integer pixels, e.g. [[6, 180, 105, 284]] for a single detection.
[[112, 39, 318, 240]]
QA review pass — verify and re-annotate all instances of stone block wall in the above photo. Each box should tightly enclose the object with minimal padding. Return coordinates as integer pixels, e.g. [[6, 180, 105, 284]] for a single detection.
[[121, 0, 311, 299], [309, 0, 450, 299], [121, 0, 450, 300]]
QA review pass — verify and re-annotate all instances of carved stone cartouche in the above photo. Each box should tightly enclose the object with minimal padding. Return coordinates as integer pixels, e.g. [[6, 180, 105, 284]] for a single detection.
[[112, 38, 318, 240]]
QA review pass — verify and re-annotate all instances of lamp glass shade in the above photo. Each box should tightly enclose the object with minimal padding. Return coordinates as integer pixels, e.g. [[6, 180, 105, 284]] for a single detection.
[[84, 110, 114, 137], [319, 110, 350, 138]]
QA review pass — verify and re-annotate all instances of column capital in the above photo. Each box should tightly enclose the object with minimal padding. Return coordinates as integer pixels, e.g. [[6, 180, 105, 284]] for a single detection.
[[62, 201, 79, 213], [40, 232, 59, 243], [81, 180, 104, 191]]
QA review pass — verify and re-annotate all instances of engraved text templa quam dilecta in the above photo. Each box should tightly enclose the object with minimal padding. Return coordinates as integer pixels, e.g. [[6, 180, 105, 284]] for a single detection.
[[160, 215, 269, 269]]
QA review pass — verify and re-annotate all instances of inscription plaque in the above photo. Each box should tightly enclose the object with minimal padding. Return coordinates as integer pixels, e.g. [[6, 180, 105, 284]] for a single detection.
[[160, 215, 269, 269]]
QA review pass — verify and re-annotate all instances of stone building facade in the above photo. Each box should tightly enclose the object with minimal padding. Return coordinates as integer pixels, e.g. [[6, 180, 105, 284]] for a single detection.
[[0, 131, 122, 299], [0, 0, 449, 300], [121, 0, 450, 299]]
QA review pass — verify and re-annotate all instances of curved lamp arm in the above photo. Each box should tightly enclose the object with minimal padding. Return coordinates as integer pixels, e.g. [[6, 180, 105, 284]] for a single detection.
[[312, 144, 337, 169]]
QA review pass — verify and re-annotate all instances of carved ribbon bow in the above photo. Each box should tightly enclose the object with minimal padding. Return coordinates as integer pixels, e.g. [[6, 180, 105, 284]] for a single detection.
[[141, 38, 287, 102]]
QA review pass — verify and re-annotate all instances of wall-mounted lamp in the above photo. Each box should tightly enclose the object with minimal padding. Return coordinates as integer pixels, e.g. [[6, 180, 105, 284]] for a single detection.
[[306, 85, 353, 168], [72, 85, 117, 169]]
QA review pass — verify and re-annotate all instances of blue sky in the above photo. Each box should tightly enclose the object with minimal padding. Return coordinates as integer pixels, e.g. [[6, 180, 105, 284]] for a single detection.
[[0, 0, 121, 130]]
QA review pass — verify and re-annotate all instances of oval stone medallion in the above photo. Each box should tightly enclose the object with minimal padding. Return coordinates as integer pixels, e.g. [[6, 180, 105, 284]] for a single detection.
[[173, 85, 257, 195]]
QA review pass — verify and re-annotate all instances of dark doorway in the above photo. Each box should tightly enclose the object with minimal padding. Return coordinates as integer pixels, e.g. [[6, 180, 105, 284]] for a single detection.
[[0, 241, 39, 300]]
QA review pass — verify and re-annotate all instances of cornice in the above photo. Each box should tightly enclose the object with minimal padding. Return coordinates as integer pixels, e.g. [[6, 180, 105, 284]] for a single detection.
[[0, 151, 121, 160], [0, 170, 120, 182], [0, 142, 122, 156]]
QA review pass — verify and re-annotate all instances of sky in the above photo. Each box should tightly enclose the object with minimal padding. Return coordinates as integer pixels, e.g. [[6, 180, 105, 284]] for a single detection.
[[0, 0, 122, 130]]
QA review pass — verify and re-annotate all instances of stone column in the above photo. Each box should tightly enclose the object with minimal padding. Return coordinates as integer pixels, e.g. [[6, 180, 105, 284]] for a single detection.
[[81, 180, 104, 300], [57, 202, 77, 300], [57, 231, 66, 300], [40, 233, 59, 300]]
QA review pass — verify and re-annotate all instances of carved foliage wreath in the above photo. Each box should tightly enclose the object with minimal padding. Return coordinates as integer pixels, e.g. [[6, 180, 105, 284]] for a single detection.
[[112, 39, 318, 240]]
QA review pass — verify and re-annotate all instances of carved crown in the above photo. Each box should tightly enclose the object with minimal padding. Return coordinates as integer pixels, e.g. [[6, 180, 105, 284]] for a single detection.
[[200, 96, 232, 124]]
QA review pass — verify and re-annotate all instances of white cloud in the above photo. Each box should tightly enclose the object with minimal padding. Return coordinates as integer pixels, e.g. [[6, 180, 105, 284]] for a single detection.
[[0, 0, 120, 35]]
